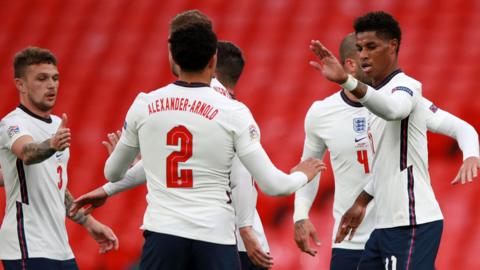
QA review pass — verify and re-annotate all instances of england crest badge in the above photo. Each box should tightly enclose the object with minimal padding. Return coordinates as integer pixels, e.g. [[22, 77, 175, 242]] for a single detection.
[[353, 117, 366, 133]]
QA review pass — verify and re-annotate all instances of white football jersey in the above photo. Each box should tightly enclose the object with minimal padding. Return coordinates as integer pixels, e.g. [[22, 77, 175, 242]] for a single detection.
[[120, 81, 261, 245], [299, 91, 375, 250], [296, 84, 475, 250], [0, 106, 73, 260], [363, 70, 443, 228]]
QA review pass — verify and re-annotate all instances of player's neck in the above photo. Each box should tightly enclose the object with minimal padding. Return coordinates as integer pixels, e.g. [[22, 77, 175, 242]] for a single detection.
[[372, 61, 399, 88], [178, 70, 212, 85], [19, 100, 52, 119]]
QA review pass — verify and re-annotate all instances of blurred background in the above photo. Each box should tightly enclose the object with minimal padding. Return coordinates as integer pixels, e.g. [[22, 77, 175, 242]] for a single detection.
[[0, 0, 479, 269]]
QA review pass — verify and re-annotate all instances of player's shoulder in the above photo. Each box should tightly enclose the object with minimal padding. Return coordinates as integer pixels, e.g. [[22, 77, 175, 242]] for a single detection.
[[307, 91, 342, 115], [1, 107, 27, 123], [390, 72, 422, 90]]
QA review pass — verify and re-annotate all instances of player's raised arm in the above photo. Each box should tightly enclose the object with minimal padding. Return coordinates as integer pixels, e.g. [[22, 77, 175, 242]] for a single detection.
[[310, 40, 417, 121], [8, 113, 71, 165]]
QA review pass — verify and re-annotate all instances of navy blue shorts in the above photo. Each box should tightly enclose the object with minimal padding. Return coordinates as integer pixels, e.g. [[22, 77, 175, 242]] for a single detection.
[[358, 220, 443, 270], [330, 248, 363, 270], [2, 258, 78, 270], [140, 230, 240, 270], [239, 251, 267, 270]]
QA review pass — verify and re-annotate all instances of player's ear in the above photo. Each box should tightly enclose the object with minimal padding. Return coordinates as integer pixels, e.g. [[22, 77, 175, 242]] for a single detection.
[[15, 78, 27, 94], [389, 39, 399, 55], [344, 58, 357, 74]]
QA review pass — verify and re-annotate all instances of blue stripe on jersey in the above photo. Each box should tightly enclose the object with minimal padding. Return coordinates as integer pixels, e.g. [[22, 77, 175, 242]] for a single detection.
[[392, 86, 413, 96], [400, 117, 409, 170], [16, 201, 29, 261], [400, 117, 416, 225], [16, 159, 29, 204], [407, 166, 417, 225]]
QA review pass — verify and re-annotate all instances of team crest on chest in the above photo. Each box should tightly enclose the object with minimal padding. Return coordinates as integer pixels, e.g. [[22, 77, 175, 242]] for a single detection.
[[353, 117, 366, 133]]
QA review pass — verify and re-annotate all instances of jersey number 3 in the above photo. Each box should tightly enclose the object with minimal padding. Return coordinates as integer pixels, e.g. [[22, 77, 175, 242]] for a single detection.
[[166, 125, 193, 188], [56, 165, 64, 189], [357, 150, 370, 174]]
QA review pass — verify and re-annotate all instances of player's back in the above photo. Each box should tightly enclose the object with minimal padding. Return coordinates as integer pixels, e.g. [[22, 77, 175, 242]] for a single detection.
[[124, 81, 260, 245], [368, 71, 443, 229]]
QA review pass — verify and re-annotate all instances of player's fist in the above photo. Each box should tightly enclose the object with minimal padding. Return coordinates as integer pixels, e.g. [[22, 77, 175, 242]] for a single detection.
[[50, 113, 71, 151], [291, 158, 326, 181]]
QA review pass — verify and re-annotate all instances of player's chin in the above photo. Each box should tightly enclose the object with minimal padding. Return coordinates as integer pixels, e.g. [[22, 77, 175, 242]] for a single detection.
[[40, 100, 56, 110]]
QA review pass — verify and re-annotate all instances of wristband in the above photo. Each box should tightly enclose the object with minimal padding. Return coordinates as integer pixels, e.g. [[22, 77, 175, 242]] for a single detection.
[[341, 74, 358, 91]]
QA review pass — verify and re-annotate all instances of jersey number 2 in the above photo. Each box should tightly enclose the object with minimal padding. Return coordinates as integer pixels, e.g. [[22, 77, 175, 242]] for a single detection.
[[166, 126, 193, 188], [357, 150, 370, 174]]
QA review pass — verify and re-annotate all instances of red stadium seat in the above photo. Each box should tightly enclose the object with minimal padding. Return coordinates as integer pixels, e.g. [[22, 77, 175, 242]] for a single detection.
[[0, 1, 479, 269]]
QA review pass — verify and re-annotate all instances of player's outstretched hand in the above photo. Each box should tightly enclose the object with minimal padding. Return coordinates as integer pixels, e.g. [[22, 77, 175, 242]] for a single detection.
[[451, 156, 479, 185], [50, 113, 71, 151], [69, 187, 108, 217], [294, 219, 321, 256], [83, 216, 119, 254], [309, 40, 348, 84], [291, 158, 326, 182], [239, 226, 273, 269], [335, 202, 366, 243], [102, 130, 141, 164], [101, 130, 122, 155]]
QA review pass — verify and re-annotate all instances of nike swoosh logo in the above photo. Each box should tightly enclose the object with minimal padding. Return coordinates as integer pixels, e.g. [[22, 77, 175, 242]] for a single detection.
[[355, 137, 366, 142]]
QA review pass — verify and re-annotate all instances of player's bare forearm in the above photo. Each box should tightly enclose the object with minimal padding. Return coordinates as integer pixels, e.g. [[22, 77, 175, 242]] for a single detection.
[[350, 81, 369, 99], [355, 190, 373, 207], [21, 139, 56, 165], [65, 189, 89, 224]]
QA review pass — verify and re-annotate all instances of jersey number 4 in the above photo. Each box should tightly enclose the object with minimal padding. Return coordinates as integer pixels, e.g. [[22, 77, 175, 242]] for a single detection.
[[166, 125, 193, 188], [357, 150, 370, 174]]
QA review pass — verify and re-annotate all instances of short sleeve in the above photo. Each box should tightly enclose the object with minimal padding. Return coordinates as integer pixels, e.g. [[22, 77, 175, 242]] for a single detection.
[[119, 93, 148, 148], [231, 104, 261, 157], [0, 116, 33, 150]]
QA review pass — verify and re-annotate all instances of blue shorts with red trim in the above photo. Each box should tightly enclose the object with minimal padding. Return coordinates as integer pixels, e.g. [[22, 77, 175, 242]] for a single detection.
[[358, 220, 443, 270], [2, 258, 78, 270]]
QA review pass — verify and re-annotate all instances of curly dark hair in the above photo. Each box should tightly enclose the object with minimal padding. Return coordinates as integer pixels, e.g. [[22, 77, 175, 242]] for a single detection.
[[216, 41, 244, 88], [14, 47, 57, 78], [354, 11, 402, 53], [169, 23, 217, 72]]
